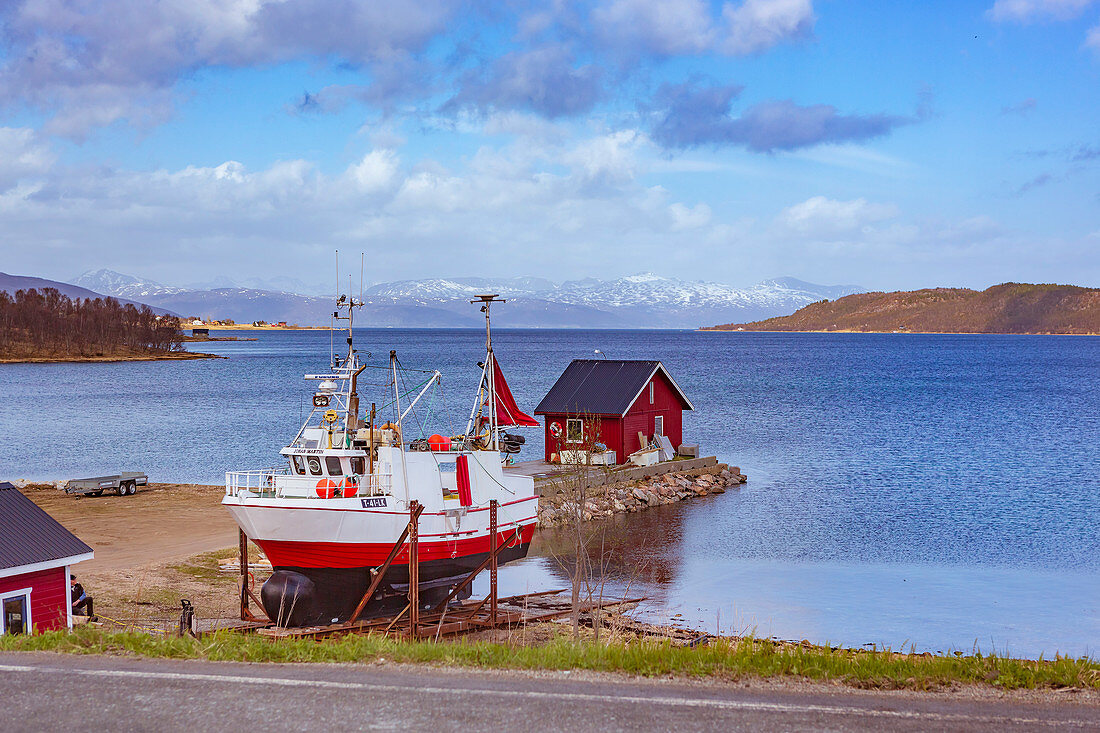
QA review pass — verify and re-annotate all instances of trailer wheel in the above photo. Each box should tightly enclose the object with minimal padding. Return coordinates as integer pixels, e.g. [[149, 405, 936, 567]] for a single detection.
[[117, 484, 127, 496], [127, 482, 137, 495]]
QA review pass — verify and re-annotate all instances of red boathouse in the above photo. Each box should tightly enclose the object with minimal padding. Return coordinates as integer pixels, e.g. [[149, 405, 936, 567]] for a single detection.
[[0, 482, 94, 635], [534, 360, 694, 464]]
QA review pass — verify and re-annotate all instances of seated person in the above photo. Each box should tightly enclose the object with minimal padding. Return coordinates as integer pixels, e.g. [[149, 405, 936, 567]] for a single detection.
[[70, 574, 93, 617]]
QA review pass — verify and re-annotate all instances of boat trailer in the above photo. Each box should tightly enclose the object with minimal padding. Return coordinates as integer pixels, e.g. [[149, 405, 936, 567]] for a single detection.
[[233, 500, 643, 640]]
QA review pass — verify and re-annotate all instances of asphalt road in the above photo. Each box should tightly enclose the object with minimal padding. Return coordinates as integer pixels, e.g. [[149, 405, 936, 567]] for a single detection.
[[2, 653, 1097, 732]]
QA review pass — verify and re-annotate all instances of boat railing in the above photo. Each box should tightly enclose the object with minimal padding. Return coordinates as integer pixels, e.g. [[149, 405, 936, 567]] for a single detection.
[[225, 469, 393, 498]]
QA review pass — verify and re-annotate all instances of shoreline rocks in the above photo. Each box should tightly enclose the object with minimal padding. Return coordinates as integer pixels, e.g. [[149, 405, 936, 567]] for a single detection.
[[537, 464, 747, 526]]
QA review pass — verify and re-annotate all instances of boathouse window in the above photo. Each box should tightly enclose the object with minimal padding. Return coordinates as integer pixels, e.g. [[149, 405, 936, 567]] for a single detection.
[[325, 456, 343, 476], [307, 457, 322, 476], [351, 457, 365, 474], [566, 418, 584, 444], [649, 382, 654, 404], [0, 590, 30, 635], [292, 455, 306, 475], [654, 415, 664, 437]]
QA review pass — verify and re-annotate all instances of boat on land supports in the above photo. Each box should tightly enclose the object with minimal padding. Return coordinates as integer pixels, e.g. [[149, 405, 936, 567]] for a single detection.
[[224, 293, 540, 626]]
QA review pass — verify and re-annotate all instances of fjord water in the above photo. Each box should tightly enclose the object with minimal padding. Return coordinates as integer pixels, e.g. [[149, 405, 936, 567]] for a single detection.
[[2, 330, 1097, 657]]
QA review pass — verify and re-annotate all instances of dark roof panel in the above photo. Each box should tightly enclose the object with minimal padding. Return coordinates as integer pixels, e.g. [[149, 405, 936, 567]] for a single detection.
[[0, 483, 93, 572], [534, 359, 691, 416]]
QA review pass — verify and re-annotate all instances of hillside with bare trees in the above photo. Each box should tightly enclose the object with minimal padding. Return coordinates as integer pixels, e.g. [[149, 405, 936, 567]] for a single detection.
[[0, 288, 195, 362], [704, 283, 1100, 334]]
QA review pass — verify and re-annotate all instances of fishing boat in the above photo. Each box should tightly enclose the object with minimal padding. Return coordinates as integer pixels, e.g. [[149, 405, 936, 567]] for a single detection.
[[223, 294, 539, 626]]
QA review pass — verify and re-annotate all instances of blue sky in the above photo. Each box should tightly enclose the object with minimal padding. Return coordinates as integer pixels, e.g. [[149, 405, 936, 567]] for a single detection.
[[0, 0, 1097, 291]]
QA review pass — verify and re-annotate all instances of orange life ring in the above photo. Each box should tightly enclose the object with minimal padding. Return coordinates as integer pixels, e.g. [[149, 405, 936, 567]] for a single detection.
[[315, 478, 338, 498]]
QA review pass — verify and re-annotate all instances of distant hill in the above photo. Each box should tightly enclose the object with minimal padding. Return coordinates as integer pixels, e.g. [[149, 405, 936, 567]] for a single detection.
[[704, 283, 1100, 334], [0, 272, 174, 315], [75, 269, 864, 328]]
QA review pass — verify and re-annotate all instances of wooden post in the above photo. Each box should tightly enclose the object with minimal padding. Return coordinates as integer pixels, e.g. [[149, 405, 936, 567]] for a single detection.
[[490, 500, 498, 626], [239, 528, 249, 621], [408, 500, 420, 637]]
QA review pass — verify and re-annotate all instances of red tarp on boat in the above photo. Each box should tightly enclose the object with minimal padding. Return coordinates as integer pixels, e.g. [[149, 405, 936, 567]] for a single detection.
[[456, 454, 473, 506], [491, 356, 539, 427]]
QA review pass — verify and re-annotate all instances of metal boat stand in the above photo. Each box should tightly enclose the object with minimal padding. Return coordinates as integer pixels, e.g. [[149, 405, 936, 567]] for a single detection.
[[237, 528, 271, 625], [247, 499, 643, 641]]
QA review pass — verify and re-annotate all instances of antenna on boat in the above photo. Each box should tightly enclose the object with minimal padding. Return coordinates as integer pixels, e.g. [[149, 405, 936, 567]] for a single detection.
[[331, 250, 339, 368]]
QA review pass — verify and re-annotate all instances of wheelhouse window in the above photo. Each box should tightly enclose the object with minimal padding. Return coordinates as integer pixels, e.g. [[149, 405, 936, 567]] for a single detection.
[[654, 415, 664, 437], [566, 418, 584, 444], [325, 456, 343, 476], [292, 455, 307, 475], [350, 457, 365, 474], [1, 590, 30, 635], [307, 456, 322, 476]]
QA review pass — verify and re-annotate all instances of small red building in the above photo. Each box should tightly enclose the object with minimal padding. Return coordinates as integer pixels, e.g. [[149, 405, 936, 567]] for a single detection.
[[0, 482, 94, 635], [534, 360, 694, 464]]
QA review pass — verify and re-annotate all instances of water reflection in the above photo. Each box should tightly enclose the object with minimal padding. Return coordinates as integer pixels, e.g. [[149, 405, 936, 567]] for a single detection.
[[516, 498, 702, 610], [477, 492, 1100, 658]]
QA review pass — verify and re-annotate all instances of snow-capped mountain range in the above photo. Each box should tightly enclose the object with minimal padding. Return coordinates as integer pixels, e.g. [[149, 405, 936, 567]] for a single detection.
[[72, 269, 863, 328]]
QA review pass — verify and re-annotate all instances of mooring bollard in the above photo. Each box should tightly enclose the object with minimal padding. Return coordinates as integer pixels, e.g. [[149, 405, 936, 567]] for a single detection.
[[179, 599, 196, 638]]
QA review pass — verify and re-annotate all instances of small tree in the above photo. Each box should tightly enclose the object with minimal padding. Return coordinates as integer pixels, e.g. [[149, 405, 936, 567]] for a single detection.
[[548, 412, 615, 640]]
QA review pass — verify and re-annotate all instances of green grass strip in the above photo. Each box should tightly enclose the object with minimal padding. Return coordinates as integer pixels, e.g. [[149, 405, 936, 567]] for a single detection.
[[2, 628, 1097, 691]]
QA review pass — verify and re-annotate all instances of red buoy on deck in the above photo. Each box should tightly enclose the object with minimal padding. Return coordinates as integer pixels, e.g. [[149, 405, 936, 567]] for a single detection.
[[315, 478, 338, 499], [339, 476, 359, 498], [428, 434, 451, 451]]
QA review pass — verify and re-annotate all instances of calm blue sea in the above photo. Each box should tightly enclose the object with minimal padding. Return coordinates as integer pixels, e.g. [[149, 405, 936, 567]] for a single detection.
[[1, 329, 1097, 657]]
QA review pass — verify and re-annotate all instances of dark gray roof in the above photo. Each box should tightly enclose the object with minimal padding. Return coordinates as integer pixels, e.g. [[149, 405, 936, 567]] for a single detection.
[[0, 482, 93, 572], [534, 359, 693, 417]]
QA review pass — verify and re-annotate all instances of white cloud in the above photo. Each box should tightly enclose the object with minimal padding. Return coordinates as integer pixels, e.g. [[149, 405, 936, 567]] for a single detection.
[[346, 150, 399, 194], [789, 144, 913, 176], [593, 0, 714, 55], [482, 111, 569, 143], [987, 0, 1098, 22], [563, 130, 645, 187], [0, 0, 458, 136], [778, 196, 899, 235], [1087, 22, 1100, 49], [669, 202, 712, 229], [0, 131, 737, 284], [721, 0, 815, 55], [592, 0, 814, 58], [0, 128, 55, 190]]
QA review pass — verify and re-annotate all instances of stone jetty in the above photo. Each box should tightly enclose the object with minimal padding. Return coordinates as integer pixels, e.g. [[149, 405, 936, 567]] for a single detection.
[[537, 464, 747, 526]]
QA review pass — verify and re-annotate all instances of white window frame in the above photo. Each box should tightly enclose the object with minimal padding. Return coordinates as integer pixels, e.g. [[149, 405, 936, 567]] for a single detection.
[[654, 415, 664, 437], [565, 418, 584, 444], [65, 564, 73, 630], [0, 586, 32, 636]]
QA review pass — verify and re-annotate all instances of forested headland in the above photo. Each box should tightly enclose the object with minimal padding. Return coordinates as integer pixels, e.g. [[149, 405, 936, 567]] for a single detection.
[[0, 288, 206, 362]]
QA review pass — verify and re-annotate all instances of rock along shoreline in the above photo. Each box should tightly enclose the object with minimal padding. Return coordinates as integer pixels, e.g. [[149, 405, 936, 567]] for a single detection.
[[537, 463, 747, 526]]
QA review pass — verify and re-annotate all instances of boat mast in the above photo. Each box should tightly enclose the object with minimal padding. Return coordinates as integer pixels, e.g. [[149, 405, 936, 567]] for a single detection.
[[470, 294, 504, 453]]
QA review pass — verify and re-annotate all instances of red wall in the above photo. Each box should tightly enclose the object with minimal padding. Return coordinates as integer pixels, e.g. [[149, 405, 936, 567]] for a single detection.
[[621, 371, 684, 457], [540, 370, 685, 463], [541, 415, 623, 462], [0, 566, 69, 633]]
